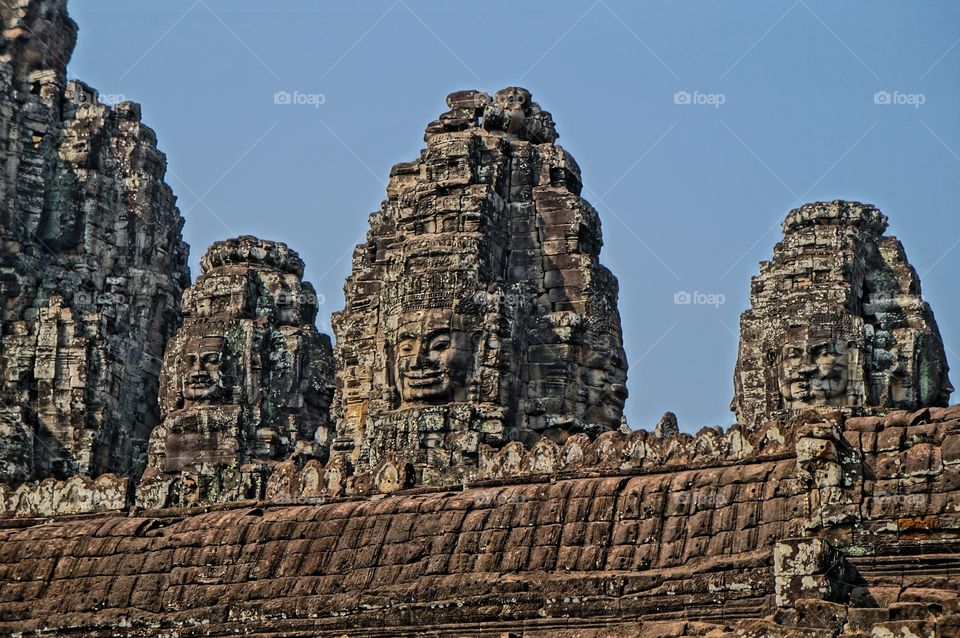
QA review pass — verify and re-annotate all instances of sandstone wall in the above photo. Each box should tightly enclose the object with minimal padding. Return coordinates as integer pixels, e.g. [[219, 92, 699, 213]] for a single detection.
[[0, 459, 795, 636], [0, 408, 957, 636]]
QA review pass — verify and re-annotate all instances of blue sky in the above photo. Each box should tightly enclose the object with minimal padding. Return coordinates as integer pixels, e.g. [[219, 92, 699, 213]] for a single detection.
[[68, 0, 960, 433]]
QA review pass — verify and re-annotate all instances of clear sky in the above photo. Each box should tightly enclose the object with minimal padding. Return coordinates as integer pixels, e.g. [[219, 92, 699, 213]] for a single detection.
[[67, 0, 960, 433]]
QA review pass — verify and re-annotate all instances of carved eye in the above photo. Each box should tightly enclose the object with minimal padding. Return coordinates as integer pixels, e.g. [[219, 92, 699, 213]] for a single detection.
[[429, 337, 450, 351], [398, 341, 415, 355], [201, 353, 221, 366], [784, 348, 803, 361]]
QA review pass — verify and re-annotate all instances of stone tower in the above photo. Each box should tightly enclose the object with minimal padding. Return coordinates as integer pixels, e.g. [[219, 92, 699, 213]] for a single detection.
[[733, 200, 952, 430], [332, 88, 628, 482], [0, 0, 190, 482], [137, 237, 334, 508]]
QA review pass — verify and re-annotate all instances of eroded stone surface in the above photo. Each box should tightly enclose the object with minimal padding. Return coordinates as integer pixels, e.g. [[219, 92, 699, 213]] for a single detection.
[[733, 201, 952, 431], [331, 87, 628, 485], [0, 0, 189, 485], [136, 237, 334, 508]]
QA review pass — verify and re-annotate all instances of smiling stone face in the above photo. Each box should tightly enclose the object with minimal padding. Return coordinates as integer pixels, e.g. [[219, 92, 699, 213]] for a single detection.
[[141, 237, 335, 508], [778, 332, 853, 408], [733, 201, 952, 431], [180, 336, 229, 407], [393, 310, 472, 406], [330, 88, 627, 477]]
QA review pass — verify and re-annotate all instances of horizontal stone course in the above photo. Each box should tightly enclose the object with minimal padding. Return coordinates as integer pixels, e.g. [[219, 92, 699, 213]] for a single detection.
[[114, 415, 960, 634], [0, 456, 797, 634]]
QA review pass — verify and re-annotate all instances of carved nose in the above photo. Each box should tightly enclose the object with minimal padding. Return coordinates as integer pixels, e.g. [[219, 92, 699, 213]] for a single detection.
[[799, 364, 818, 376], [414, 342, 430, 366]]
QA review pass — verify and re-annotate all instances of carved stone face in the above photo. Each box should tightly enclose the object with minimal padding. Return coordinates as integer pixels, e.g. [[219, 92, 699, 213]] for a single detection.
[[582, 338, 629, 428], [393, 310, 472, 405], [180, 336, 228, 406], [275, 294, 299, 326], [778, 331, 853, 407]]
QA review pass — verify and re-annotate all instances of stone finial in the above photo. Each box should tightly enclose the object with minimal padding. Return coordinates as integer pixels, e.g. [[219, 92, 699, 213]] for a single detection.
[[481, 87, 558, 143], [782, 200, 888, 234], [199, 235, 306, 278], [332, 87, 627, 484], [733, 200, 952, 431], [423, 87, 559, 144], [654, 411, 679, 440], [136, 238, 334, 508]]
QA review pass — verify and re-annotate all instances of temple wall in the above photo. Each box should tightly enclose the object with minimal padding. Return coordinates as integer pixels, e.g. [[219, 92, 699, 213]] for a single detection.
[[0, 408, 957, 636]]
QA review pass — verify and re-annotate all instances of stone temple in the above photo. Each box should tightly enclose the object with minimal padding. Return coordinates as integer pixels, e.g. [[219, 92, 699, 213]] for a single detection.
[[136, 236, 335, 509], [332, 87, 628, 484], [0, 0, 189, 485], [734, 201, 952, 431], [0, 2, 958, 637]]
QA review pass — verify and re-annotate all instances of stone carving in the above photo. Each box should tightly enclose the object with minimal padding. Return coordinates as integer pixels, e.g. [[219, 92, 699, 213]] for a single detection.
[[773, 538, 854, 609], [0, 473, 128, 518], [332, 87, 628, 483], [733, 201, 952, 431], [180, 336, 229, 406], [393, 309, 473, 405], [256, 414, 773, 502], [481, 86, 557, 143], [0, 0, 189, 484], [654, 410, 679, 439], [4, 4, 960, 634], [778, 328, 855, 410], [136, 237, 334, 508]]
